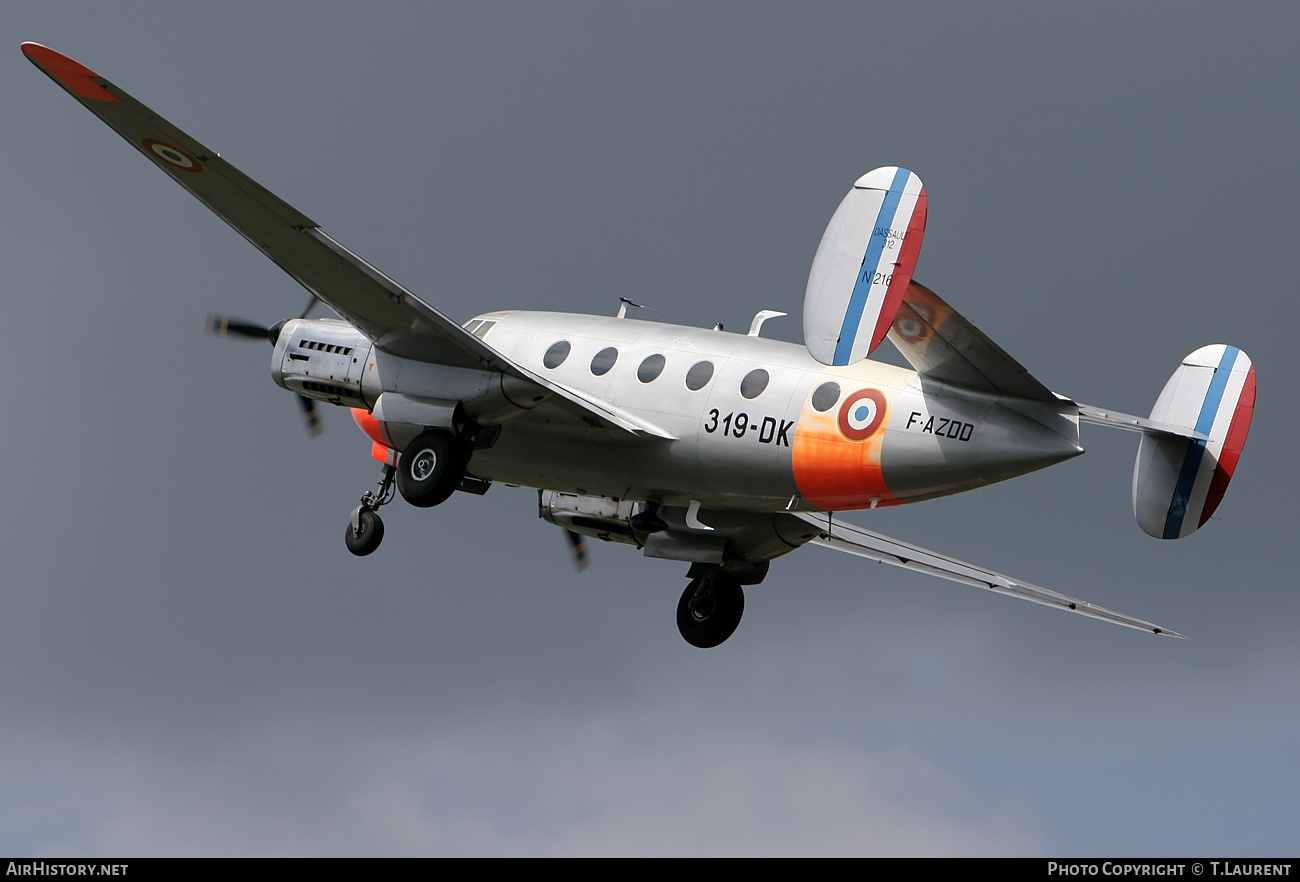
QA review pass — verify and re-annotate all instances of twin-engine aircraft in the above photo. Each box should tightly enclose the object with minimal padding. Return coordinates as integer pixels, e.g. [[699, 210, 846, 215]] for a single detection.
[[26, 43, 1257, 647]]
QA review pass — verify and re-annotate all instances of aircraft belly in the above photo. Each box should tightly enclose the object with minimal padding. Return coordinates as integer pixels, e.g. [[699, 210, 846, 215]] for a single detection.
[[471, 422, 704, 502], [470, 417, 624, 495]]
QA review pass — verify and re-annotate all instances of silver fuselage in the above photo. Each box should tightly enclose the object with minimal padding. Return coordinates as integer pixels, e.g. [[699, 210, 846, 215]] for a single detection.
[[274, 311, 1083, 514]]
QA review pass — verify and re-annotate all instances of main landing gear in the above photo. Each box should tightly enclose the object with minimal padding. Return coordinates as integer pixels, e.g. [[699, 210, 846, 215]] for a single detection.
[[396, 429, 465, 508], [345, 429, 470, 556], [677, 567, 745, 649]]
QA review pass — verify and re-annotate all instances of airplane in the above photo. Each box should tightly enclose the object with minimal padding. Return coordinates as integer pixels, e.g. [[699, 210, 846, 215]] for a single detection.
[[23, 42, 1257, 648]]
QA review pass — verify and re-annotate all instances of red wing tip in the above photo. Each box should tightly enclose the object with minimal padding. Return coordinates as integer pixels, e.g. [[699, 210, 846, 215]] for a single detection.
[[22, 42, 118, 102], [22, 42, 88, 70]]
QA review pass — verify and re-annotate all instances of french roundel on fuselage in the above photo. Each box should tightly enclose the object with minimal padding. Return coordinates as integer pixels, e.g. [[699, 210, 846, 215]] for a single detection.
[[803, 167, 928, 366]]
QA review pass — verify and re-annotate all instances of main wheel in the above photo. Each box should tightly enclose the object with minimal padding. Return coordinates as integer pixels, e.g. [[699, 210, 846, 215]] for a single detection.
[[345, 509, 385, 556], [676, 570, 745, 648], [396, 430, 463, 508]]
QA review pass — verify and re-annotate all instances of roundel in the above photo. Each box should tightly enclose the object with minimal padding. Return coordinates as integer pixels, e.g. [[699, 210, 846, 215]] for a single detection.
[[837, 388, 887, 441], [893, 303, 932, 345], [141, 138, 204, 174]]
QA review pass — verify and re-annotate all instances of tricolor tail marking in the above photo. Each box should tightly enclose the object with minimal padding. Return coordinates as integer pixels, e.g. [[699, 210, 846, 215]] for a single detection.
[[833, 169, 927, 365], [1163, 346, 1256, 538]]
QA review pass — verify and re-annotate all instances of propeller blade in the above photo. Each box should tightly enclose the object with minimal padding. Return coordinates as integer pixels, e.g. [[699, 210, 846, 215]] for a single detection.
[[298, 394, 323, 438], [207, 311, 314, 435], [205, 314, 275, 342], [565, 530, 589, 572]]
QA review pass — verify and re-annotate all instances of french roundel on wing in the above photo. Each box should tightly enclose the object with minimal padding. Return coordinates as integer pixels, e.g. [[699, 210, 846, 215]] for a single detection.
[[838, 388, 888, 441], [141, 138, 203, 174], [892, 301, 934, 345]]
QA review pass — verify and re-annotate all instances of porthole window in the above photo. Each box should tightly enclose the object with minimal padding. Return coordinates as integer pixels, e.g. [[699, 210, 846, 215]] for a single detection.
[[811, 381, 841, 412], [590, 347, 619, 376], [740, 368, 769, 400], [637, 353, 666, 383], [685, 360, 714, 391], [543, 340, 571, 369]]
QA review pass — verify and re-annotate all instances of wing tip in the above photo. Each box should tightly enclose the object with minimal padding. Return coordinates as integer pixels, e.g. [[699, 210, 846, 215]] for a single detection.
[[22, 42, 119, 103]]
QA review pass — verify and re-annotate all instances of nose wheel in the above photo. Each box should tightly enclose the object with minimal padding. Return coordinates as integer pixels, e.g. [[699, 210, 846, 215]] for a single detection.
[[676, 568, 744, 648], [345, 508, 385, 556], [345, 464, 396, 557]]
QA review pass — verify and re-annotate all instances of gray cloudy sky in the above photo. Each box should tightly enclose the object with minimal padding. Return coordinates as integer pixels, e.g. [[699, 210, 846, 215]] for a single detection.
[[1, 1, 1296, 856]]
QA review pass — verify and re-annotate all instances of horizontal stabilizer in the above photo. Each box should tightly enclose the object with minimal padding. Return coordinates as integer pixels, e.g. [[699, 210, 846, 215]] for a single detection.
[[1076, 404, 1209, 441], [804, 168, 927, 366], [1133, 345, 1256, 539]]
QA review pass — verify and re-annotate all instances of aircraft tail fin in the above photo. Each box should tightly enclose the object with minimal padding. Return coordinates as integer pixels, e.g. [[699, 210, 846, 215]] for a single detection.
[[804, 168, 927, 366], [1131, 345, 1256, 539]]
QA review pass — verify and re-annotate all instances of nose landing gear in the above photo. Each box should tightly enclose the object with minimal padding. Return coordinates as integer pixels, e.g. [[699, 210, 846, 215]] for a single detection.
[[345, 464, 396, 556]]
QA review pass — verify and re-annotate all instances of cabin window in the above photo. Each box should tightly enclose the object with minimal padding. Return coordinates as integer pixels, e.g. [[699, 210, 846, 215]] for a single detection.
[[543, 340, 571, 369], [740, 368, 769, 399], [811, 381, 840, 412], [590, 347, 619, 376], [637, 354, 666, 383], [685, 360, 714, 391]]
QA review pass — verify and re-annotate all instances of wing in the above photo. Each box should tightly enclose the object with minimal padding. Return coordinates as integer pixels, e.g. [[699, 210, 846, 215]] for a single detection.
[[23, 43, 673, 440], [796, 512, 1184, 637], [887, 280, 1059, 403]]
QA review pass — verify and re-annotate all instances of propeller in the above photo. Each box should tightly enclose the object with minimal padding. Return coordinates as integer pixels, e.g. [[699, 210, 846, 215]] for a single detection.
[[297, 392, 324, 438], [205, 314, 284, 343], [564, 529, 590, 572], [205, 296, 322, 436]]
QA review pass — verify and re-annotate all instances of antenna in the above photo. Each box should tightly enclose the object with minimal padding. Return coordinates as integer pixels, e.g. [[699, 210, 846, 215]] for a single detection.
[[616, 297, 664, 319]]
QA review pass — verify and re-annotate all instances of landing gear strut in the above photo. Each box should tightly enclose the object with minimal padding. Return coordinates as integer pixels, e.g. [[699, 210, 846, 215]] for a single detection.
[[677, 567, 745, 648], [345, 464, 395, 556]]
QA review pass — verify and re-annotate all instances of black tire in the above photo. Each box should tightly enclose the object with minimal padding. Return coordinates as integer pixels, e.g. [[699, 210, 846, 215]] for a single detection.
[[396, 430, 463, 508], [676, 570, 744, 648], [345, 509, 385, 556]]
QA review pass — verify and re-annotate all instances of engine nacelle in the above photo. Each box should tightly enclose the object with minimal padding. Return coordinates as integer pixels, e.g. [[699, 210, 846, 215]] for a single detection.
[[272, 318, 372, 409], [274, 317, 553, 445], [540, 491, 642, 547]]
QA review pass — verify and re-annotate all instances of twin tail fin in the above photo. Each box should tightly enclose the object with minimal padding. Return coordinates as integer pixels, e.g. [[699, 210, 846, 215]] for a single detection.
[[1132, 345, 1256, 539]]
